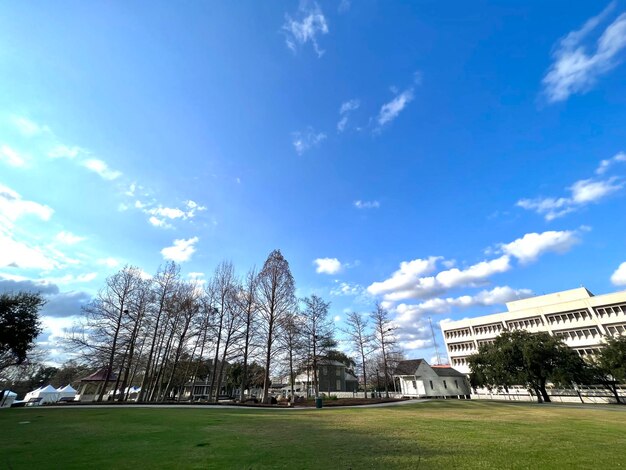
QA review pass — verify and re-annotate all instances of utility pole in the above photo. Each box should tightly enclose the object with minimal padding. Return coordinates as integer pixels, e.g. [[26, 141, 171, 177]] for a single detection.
[[429, 317, 441, 365]]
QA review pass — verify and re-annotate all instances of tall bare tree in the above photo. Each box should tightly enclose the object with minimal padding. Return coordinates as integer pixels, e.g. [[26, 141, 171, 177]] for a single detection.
[[301, 295, 334, 398], [343, 311, 374, 398], [257, 250, 296, 404], [236, 268, 259, 401], [371, 302, 397, 398]]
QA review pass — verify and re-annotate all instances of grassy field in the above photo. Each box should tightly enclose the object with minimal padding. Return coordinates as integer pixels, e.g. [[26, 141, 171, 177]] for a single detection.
[[1, 401, 625, 469]]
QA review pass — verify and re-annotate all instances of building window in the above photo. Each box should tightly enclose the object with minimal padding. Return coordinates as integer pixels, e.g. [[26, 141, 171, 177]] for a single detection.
[[322, 367, 327, 375], [455, 380, 458, 389], [336, 380, 341, 390], [443, 380, 447, 389], [429, 380, 433, 390], [336, 368, 341, 377], [412, 380, 417, 389]]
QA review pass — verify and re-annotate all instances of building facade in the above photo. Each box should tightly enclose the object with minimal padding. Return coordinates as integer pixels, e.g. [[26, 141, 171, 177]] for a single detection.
[[441, 287, 626, 374], [393, 359, 471, 398]]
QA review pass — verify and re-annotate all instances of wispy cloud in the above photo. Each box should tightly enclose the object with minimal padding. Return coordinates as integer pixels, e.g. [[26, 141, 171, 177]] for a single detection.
[[81, 158, 122, 180], [282, 2, 329, 57], [543, 2, 626, 102], [337, 99, 360, 132], [0, 184, 54, 226], [354, 199, 380, 209], [11, 116, 51, 137], [377, 88, 414, 127], [55, 231, 86, 245], [97, 257, 120, 268], [314, 257, 342, 274], [136, 200, 207, 229], [48, 145, 84, 159], [517, 173, 624, 220], [161, 237, 199, 262], [292, 127, 327, 155], [0, 145, 26, 167], [596, 151, 626, 174]]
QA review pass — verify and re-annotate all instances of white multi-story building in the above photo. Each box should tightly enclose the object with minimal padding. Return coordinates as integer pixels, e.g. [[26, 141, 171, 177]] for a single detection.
[[441, 287, 626, 374]]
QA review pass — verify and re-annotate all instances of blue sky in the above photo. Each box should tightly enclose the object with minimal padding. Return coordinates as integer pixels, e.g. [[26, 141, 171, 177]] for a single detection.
[[1, 1, 626, 364]]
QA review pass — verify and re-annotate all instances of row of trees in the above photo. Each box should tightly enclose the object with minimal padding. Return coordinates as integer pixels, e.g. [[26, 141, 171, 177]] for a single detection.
[[63, 249, 402, 403], [468, 330, 626, 403]]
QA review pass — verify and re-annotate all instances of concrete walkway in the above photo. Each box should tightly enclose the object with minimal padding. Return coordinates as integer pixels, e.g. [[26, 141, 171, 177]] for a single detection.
[[21, 399, 431, 411]]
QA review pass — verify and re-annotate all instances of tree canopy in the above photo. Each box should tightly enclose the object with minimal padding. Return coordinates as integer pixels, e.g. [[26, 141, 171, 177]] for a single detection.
[[468, 330, 586, 403], [0, 291, 45, 374]]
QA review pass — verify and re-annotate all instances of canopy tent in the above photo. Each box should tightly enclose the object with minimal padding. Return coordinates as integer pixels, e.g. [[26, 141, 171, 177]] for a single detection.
[[24, 385, 61, 404], [0, 390, 17, 408], [57, 384, 77, 401]]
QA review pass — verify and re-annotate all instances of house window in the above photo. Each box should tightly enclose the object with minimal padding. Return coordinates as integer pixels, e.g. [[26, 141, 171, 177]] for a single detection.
[[429, 380, 433, 390], [443, 380, 447, 389], [455, 380, 458, 389], [412, 380, 417, 389], [336, 368, 341, 377], [322, 367, 327, 375], [336, 380, 341, 390]]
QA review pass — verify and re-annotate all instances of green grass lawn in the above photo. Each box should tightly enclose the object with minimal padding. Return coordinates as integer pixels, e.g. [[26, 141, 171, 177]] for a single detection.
[[1, 401, 625, 469]]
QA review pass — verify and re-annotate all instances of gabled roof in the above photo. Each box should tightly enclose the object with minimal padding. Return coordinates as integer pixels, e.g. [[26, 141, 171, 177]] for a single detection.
[[431, 366, 466, 377], [393, 359, 425, 376], [80, 368, 118, 382]]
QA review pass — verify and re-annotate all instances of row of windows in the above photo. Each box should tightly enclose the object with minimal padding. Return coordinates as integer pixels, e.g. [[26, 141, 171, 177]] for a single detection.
[[605, 322, 626, 336], [451, 357, 468, 366], [553, 327, 601, 341], [473, 323, 503, 336], [594, 303, 626, 319], [506, 316, 544, 330], [574, 347, 602, 357], [477, 339, 495, 347], [444, 328, 471, 339], [448, 342, 475, 353], [545, 309, 593, 325]]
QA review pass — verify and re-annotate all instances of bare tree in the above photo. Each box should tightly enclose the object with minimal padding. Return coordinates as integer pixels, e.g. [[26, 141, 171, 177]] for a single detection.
[[257, 250, 296, 404], [138, 262, 180, 401], [278, 311, 304, 404], [301, 295, 335, 398], [235, 268, 259, 401], [371, 302, 397, 398], [343, 312, 374, 398]]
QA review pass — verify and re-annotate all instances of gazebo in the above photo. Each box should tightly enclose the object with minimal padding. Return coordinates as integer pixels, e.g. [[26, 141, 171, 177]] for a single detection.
[[77, 368, 118, 402]]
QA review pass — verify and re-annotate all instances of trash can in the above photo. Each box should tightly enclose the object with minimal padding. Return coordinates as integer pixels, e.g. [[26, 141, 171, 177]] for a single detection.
[[315, 397, 323, 409]]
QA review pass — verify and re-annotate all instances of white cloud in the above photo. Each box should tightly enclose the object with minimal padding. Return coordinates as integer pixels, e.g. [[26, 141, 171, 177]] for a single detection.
[[97, 257, 119, 268], [377, 88, 414, 127], [12, 116, 50, 137], [354, 200, 380, 209], [543, 4, 626, 102], [81, 158, 122, 180], [48, 145, 83, 159], [0, 234, 58, 270], [283, 2, 329, 57], [499, 229, 581, 264], [0, 184, 54, 227], [330, 281, 363, 296], [367, 256, 441, 298], [314, 257, 342, 274], [596, 151, 626, 174], [611, 261, 626, 285], [55, 231, 86, 245], [337, 99, 360, 132], [0, 145, 26, 167], [517, 156, 625, 220], [292, 128, 326, 155], [161, 237, 199, 263], [149, 216, 172, 228], [143, 200, 206, 228]]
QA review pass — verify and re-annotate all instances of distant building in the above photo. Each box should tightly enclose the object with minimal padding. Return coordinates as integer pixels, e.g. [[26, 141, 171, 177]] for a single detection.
[[393, 359, 471, 398], [441, 287, 626, 374], [283, 359, 359, 396]]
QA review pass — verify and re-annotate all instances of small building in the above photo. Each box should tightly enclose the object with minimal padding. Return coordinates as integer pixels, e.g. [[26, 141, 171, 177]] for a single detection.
[[77, 368, 118, 402], [394, 359, 471, 398], [287, 360, 359, 396]]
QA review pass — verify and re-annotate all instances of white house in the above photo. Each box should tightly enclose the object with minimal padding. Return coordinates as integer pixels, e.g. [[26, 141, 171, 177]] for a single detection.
[[394, 359, 471, 398]]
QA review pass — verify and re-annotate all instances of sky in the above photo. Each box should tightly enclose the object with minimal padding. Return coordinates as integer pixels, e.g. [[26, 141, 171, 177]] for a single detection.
[[1, 1, 626, 365]]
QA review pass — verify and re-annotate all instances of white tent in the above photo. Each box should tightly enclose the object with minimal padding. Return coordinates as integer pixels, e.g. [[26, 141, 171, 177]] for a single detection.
[[57, 384, 77, 401], [0, 390, 17, 408], [24, 384, 60, 404]]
